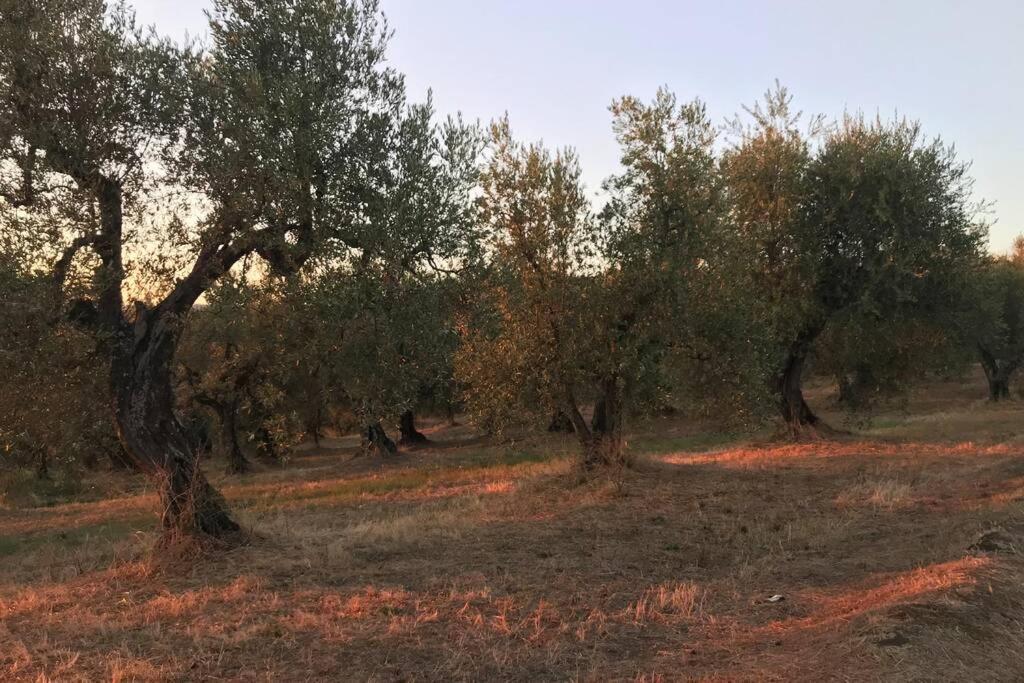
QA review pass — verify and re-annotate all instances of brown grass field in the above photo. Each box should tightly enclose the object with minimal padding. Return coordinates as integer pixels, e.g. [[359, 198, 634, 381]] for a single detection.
[[3, 372, 1024, 681]]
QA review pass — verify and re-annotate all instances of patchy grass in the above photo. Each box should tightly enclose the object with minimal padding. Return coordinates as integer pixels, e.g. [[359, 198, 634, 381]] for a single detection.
[[3, 374, 1024, 680]]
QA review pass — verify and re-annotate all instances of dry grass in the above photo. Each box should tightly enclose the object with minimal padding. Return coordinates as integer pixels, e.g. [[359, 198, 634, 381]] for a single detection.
[[3, 372, 1024, 680]]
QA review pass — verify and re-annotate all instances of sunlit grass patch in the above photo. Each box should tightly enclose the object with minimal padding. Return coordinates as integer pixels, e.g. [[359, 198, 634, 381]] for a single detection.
[[235, 450, 569, 513], [836, 478, 915, 510], [4, 376, 1024, 681], [625, 581, 706, 624]]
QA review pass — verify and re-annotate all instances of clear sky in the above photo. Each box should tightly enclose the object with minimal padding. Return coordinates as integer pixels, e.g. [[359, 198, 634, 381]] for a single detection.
[[133, 0, 1023, 252]]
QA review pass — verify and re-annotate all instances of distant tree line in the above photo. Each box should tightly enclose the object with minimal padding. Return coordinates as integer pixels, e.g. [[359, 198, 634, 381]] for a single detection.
[[0, 0, 1010, 545]]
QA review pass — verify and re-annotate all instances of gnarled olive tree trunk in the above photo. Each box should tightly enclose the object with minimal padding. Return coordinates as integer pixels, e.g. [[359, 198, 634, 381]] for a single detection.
[[775, 324, 827, 437], [398, 409, 429, 446], [87, 177, 270, 541], [364, 421, 398, 457], [777, 343, 819, 434], [978, 346, 1017, 402], [562, 377, 627, 470], [110, 307, 239, 538], [23, 90, 311, 545]]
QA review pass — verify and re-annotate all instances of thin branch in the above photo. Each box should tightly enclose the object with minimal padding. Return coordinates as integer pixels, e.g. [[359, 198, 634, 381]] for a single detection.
[[52, 232, 102, 293]]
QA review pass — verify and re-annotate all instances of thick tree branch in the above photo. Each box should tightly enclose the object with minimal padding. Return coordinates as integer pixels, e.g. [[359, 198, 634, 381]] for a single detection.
[[0, 144, 36, 208]]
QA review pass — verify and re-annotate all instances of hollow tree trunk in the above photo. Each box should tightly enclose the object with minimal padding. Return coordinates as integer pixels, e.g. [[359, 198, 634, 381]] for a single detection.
[[398, 409, 429, 446], [110, 310, 239, 539], [363, 421, 398, 457], [776, 338, 820, 437]]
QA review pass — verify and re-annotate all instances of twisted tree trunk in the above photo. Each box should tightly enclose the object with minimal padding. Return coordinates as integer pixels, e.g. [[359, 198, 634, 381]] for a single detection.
[[26, 100, 312, 545], [775, 323, 829, 438], [561, 378, 627, 470], [777, 344, 819, 434], [398, 409, 429, 446], [110, 308, 239, 538], [586, 376, 626, 468], [979, 346, 1017, 402], [364, 421, 398, 457], [307, 405, 324, 448]]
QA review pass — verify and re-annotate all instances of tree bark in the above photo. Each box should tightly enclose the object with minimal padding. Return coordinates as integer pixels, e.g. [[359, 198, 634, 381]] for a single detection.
[[561, 380, 627, 470], [979, 347, 1016, 402], [398, 409, 429, 446], [44, 142, 312, 542], [836, 373, 854, 405], [364, 421, 398, 457], [110, 315, 240, 538], [35, 447, 50, 480], [182, 411, 213, 459], [108, 444, 137, 470], [775, 329, 824, 437], [217, 400, 249, 474], [307, 405, 323, 448], [585, 376, 626, 468], [990, 376, 1011, 401]]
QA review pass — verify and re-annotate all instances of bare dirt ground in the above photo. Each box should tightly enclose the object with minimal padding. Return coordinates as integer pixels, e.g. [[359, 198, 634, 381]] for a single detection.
[[3, 374, 1024, 681]]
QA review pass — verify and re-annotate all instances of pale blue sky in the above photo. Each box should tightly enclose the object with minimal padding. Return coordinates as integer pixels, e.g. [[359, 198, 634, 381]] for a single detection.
[[133, 0, 1023, 252]]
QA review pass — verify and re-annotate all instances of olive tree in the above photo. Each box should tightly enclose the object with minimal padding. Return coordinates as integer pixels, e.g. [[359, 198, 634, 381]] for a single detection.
[[969, 255, 1024, 400], [177, 275, 297, 473], [299, 99, 480, 456], [0, 0, 400, 540], [456, 119, 605, 460], [600, 91, 767, 428], [724, 86, 985, 436], [458, 99, 746, 468]]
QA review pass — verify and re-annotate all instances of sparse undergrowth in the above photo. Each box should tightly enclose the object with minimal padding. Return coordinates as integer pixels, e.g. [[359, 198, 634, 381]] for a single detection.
[[3, 376, 1024, 681]]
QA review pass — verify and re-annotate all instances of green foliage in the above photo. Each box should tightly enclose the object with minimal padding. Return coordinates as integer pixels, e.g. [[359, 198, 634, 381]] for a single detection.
[[723, 86, 985, 424], [602, 90, 773, 424], [0, 255, 116, 485], [0, 0, 1000, 488], [458, 102, 767, 463], [177, 275, 305, 464], [959, 253, 1024, 398], [456, 118, 597, 435], [282, 93, 480, 436], [970, 257, 1024, 364]]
